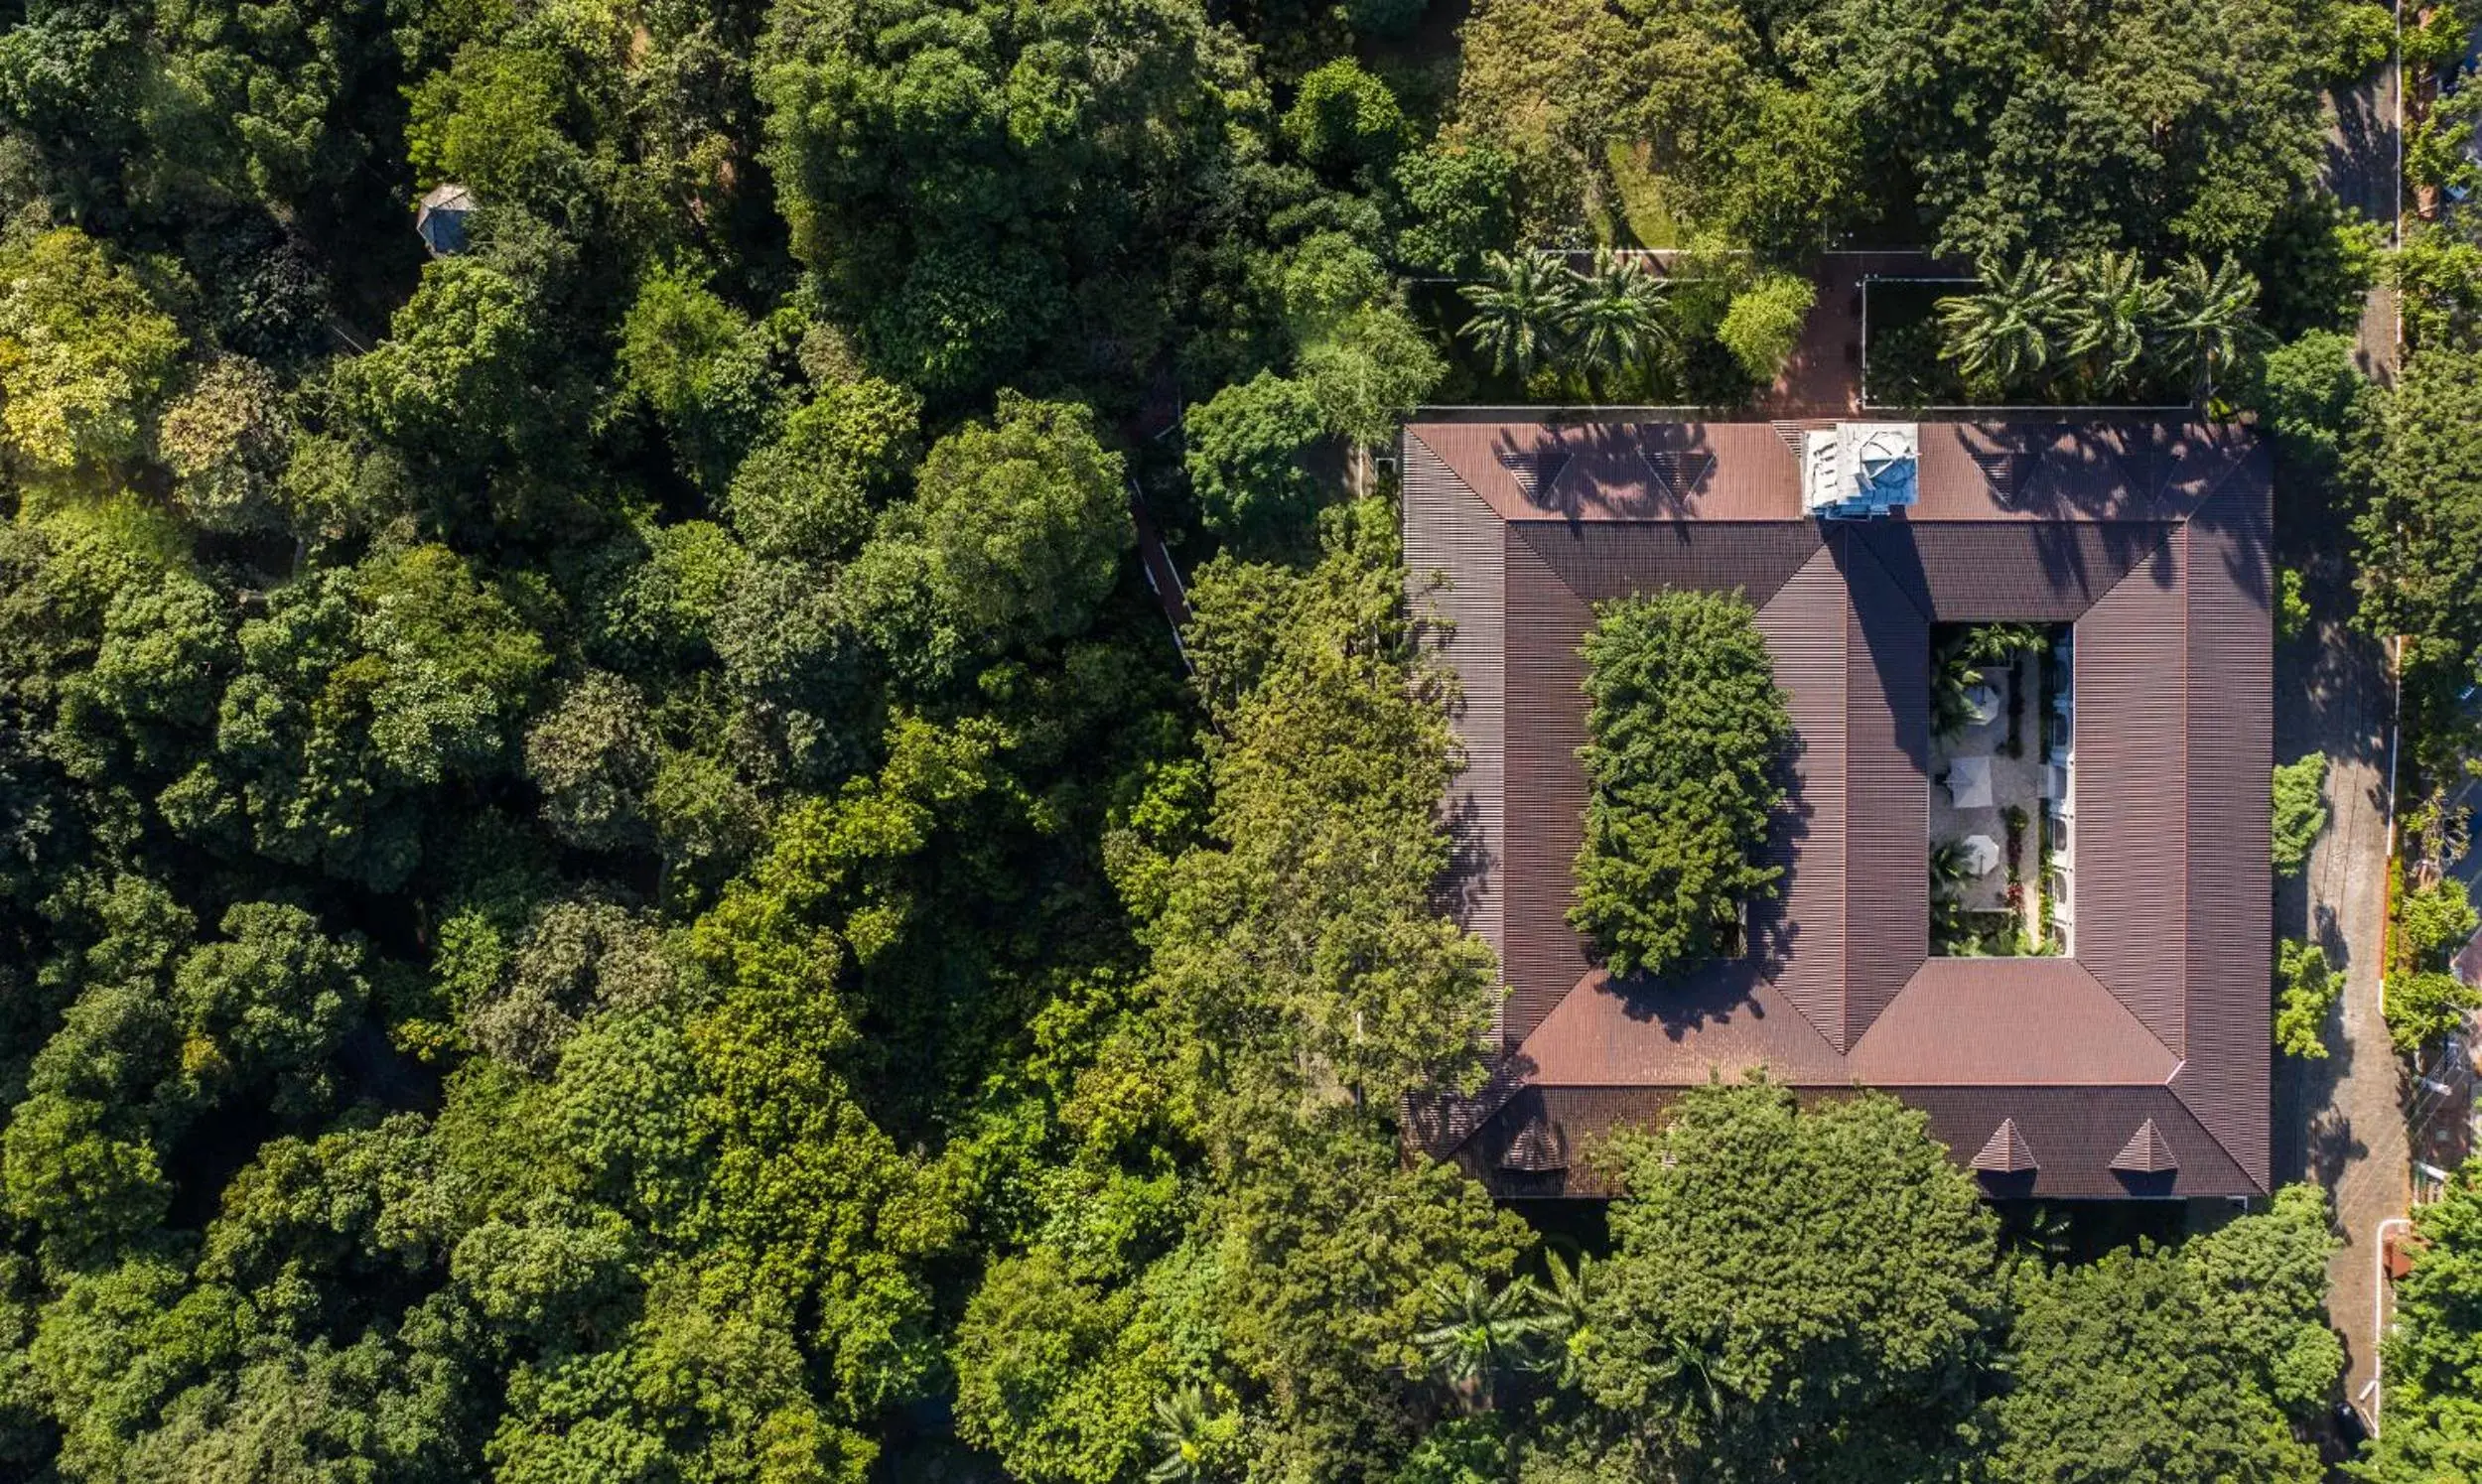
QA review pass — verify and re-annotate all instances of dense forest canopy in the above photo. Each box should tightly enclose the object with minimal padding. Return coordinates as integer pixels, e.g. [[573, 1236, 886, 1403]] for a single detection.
[[1450, 0, 2380, 269], [0, 0, 2452, 1478]]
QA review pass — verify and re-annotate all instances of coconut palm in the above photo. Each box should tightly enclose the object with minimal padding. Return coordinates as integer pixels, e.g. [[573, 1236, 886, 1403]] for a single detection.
[[1521, 1250, 1596, 1386], [1148, 1387, 1217, 1483], [1654, 1333, 1728, 1426], [1930, 840, 1978, 950], [2158, 254, 2266, 400], [1569, 249, 1671, 392], [1414, 1273, 1542, 1390], [1937, 254, 2068, 393], [1931, 641, 1986, 740], [2010, 1201, 2076, 1265], [2058, 249, 2163, 395], [1459, 249, 1578, 381]]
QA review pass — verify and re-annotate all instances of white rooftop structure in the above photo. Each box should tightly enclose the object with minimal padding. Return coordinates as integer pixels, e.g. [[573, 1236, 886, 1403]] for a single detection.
[[1801, 422, 1920, 518]]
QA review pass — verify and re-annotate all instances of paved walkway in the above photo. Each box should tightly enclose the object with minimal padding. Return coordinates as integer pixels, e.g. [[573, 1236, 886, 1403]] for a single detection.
[[2323, 20, 2403, 379], [1760, 250, 1952, 418], [1126, 481, 1192, 670], [2271, 558, 2402, 1417]]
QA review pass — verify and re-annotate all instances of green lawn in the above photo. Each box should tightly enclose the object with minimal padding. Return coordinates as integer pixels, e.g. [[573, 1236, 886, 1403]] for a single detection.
[[1597, 140, 1685, 249]]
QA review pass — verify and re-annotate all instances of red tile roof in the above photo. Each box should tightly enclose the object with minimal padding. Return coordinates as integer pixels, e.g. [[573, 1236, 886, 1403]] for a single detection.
[[1404, 418, 2273, 1200]]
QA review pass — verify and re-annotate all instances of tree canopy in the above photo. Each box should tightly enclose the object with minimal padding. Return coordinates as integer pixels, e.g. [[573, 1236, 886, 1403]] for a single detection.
[[0, 0, 2418, 1479], [2359, 1164, 2482, 1482], [1579, 1084, 1999, 1479], [1570, 590, 1790, 980], [1989, 1185, 2338, 1484]]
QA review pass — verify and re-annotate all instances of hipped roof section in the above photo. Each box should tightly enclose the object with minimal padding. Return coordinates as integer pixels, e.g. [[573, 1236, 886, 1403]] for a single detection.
[[1403, 418, 2272, 1200]]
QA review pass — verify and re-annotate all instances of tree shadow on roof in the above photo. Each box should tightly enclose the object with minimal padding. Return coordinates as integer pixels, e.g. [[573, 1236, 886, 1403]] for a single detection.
[[1590, 729, 1811, 1040], [1960, 422, 2242, 518], [1958, 421, 2248, 600], [1489, 422, 1720, 523]]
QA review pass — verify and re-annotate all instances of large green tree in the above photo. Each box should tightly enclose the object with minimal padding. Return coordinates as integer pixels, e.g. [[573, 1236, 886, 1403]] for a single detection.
[[0, 228, 186, 477], [758, 0, 1252, 397], [1570, 589, 1790, 981], [2358, 349, 2482, 695], [1988, 1186, 2338, 1483], [1577, 1083, 2000, 1480], [906, 391, 1133, 652]]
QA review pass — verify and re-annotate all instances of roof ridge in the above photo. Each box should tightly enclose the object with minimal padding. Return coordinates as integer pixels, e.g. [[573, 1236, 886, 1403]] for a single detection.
[[2174, 524, 2190, 1061], [2162, 472, 2270, 1187], [1838, 522, 1933, 625], [1836, 538, 1857, 1055], [2076, 524, 2190, 1058], [2061, 961, 2181, 1070], [2183, 431, 2265, 512], [1831, 528, 1919, 1053]]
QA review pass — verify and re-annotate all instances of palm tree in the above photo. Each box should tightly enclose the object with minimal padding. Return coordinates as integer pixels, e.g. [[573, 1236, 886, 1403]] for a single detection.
[[1148, 1387, 1217, 1483], [1414, 1273, 1541, 1393], [1521, 1250, 1595, 1386], [1929, 837, 1980, 950], [1661, 1334, 1727, 1426], [1937, 254, 2068, 394], [1459, 249, 1577, 381], [2058, 249, 2162, 396], [1931, 638, 1985, 740], [2010, 1201, 2076, 1265], [1569, 249, 1670, 393], [2158, 255, 2266, 401], [1930, 840, 1975, 898]]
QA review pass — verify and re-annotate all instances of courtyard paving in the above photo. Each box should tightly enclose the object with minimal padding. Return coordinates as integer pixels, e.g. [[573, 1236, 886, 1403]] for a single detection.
[[1928, 658, 2045, 916]]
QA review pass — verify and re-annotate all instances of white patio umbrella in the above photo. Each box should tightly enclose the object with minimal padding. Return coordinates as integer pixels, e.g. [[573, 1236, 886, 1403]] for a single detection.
[[1963, 682, 2003, 727], [1947, 754, 1994, 810], [1960, 833, 2001, 877]]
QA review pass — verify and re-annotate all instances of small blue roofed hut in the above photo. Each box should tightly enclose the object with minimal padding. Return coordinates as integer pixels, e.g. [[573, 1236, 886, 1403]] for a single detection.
[[416, 184, 474, 256]]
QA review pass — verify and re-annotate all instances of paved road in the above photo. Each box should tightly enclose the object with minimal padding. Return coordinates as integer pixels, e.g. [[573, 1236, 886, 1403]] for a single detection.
[[1760, 250, 1951, 417], [2271, 562, 2403, 1416], [2324, 23, 2403, 379]]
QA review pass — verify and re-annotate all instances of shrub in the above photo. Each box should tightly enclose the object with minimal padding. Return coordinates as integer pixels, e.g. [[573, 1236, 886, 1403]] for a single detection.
[[1281, 60, 1409, 175], [2274, 938, 2338, 1058], [2388, 970, 2478, 1056], [1392, 144, 1517, 277], [2400, 876, 2480, 965], [1716, 272, 1814, 386], [2271, 752, 2328, 876], [2276, 568, 2310, 642], [1183, 372, 1326, 548]]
